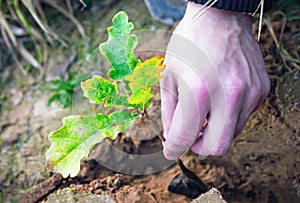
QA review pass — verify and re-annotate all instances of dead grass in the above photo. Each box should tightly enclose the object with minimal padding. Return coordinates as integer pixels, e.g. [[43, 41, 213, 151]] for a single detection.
[[0, 0, 86, 77]]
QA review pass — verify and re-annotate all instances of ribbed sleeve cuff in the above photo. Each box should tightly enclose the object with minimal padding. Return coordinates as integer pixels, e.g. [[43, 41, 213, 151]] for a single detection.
[[188, 0, 272, 13]]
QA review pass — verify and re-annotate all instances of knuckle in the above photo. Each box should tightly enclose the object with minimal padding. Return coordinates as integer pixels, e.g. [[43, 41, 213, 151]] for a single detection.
[[249, 86, 263, 101], [249, 79, 270, 102]]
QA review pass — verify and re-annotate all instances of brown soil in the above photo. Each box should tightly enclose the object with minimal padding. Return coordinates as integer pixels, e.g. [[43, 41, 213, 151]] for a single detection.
[[1, 1, 300, 203]]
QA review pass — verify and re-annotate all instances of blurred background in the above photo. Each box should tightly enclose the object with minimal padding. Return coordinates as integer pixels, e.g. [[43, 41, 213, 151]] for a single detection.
[[0, 0, 299, 202]]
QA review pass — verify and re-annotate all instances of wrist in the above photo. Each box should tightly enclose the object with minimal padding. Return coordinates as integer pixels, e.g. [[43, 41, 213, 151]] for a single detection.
[[186, 0, 272, 13], [185, 2, 252, 26]]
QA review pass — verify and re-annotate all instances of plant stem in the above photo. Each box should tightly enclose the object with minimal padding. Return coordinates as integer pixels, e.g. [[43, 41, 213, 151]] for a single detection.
[[143, 109, 207, 191], [143, 109, 165, 141]]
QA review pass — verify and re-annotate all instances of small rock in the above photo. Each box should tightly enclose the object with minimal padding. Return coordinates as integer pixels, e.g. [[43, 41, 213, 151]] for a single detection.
[[115, 185, 156, 203], [46, 188, 115, 203], [33, 96, 51, 117], [1, 124, 24, 143], [8, 104, 31, 124], [191, 188, 227, 203], [33, 95, 69, 118]]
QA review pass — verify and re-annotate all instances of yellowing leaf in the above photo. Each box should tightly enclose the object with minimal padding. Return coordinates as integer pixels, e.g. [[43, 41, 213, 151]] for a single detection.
[[125, 57, 165, 111], [129, 87, 154, 111], [81, 75, 129, 108], [46, 112, 139, 178], [81, 75, 116, 104]]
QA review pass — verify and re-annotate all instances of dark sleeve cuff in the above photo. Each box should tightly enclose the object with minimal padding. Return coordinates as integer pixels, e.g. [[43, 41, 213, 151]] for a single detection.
[[188, 0, 272, 13]]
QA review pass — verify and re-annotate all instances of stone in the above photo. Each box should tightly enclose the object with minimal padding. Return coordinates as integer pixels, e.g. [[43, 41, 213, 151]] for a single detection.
[[1, 124, 24, 143], [191, 188, 227, 203]]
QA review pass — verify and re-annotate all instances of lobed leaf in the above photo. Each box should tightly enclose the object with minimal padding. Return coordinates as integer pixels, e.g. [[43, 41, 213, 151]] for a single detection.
[[46, 111, 139, 178], [99, 11, 140, 81], [125, 57, 165, 111], [81, 75, 129, 108]]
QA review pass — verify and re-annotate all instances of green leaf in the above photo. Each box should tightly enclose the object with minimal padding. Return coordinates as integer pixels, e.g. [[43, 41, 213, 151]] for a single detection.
[[47, 92, 60, 106], [125, 57, 165, 111], [81, 75, 129, 108], [46, 112, 139, 178], [99, 11, 140, 81], [106, 94, 130, 108]]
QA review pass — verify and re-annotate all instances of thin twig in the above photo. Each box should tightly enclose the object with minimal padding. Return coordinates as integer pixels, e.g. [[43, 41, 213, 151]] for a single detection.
[[42, 0, 86, 38], [191, 0, 218, 23], [33, 0, 63, 46], [258, 0, 264, 42], [21, 0, 51, 37], [143, 109, 206, 189], [17, 43, 44, 77], [0, 10, 17, 46], [0, 25, 27, 75], [79, 0, 87, 8], [252, 0, 263, 17], [13, 0, 45, 65], [66, 0, 74, 17], [34, 0, 48, 27], [21, 174, 63, 203], [143, 109, 165, 141], [264, 17, 300, 71], [276, 11, 287, 43]]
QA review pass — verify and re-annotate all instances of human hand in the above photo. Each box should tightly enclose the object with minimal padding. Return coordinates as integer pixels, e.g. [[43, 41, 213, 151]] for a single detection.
[[161, 2, 270, 160]]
